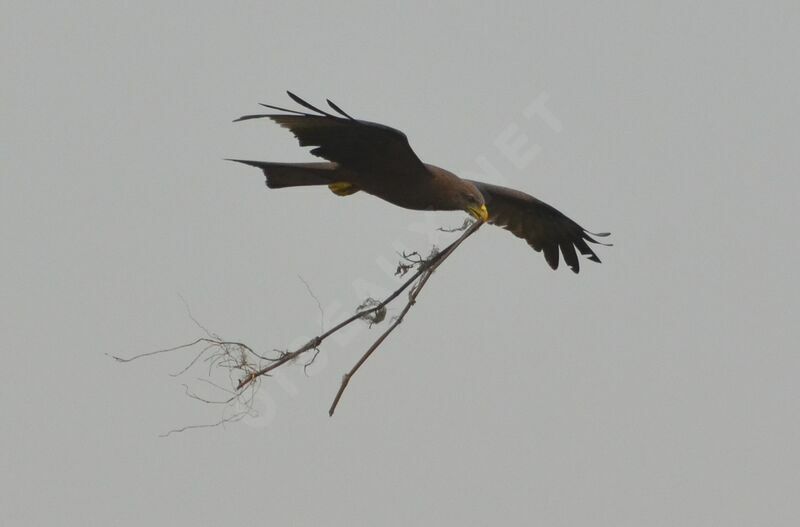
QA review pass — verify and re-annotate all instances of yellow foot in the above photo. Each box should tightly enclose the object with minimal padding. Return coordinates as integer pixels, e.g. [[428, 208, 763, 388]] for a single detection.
[[328, 182, 360, 196]]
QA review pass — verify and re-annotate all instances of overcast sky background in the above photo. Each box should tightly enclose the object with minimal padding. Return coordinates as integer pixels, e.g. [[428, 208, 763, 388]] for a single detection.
[[3, 2, 799, 525]]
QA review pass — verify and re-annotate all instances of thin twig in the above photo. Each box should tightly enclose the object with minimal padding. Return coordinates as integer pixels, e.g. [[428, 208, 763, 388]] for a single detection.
[[158, 412, 247, 438], [235, 220, 482, 393], [437, 218, 473, 233], [328, 220, 483, 415], [115, 219, 484, 423], [298, 275, 325, 333]]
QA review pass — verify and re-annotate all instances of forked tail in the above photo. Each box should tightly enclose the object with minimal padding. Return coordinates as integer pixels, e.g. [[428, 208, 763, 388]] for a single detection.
[[227, 159, 338, 189]]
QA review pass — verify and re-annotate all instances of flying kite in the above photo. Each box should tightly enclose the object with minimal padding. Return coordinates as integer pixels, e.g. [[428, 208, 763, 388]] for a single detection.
[[229, 92, 609, 272]]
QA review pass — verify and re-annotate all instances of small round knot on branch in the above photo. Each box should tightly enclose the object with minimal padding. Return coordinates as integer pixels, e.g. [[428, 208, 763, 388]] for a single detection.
[[356, 297, 387, 327]]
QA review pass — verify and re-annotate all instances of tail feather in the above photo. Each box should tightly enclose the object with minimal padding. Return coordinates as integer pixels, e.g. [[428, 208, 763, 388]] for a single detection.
[[227, 159, 337, 189]]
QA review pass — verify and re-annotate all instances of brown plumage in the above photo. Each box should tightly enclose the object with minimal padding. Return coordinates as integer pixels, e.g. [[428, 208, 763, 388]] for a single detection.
[[229, 92, 610, 273]]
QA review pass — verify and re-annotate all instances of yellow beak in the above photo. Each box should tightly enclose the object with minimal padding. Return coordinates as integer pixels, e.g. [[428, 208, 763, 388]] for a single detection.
[[467, 204, 489, 222]]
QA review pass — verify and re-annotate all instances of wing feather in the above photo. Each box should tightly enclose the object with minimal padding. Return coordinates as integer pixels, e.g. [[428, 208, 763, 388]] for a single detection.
[[468, 180, 610, 273], [235, 92, 429, 180]]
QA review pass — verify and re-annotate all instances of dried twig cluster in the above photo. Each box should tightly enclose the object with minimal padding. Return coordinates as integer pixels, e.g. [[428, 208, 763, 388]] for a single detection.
[[112, 220, 483, 431]]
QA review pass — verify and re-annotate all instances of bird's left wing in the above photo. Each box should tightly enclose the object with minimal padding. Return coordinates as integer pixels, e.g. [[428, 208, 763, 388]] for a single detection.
[[468, 180, 610, 273], [235, 92, 431, 181]]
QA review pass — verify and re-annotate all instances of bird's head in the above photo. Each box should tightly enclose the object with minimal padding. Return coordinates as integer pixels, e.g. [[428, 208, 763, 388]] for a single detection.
[[460, 185, 489, 222], [427, 165, 489, 221]]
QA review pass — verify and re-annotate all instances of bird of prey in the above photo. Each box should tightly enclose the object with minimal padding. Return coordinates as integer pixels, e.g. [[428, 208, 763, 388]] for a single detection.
[[229, 92, 610, 273]]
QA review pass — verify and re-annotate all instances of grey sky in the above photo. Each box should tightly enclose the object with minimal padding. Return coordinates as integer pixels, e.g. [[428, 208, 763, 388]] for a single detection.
[[2, 1, 799, 525]]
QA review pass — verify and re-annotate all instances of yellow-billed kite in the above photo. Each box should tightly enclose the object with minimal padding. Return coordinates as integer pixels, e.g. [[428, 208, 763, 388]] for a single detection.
[[229, 92, 610, 273]]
